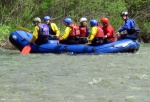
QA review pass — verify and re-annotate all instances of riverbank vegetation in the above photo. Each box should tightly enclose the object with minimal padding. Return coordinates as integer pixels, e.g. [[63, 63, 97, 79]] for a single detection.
[[0, 0, 150, 48]]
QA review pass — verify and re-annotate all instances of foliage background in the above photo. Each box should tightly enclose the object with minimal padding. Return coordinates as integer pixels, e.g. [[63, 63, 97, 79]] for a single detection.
[[0, 0, 150, 46]]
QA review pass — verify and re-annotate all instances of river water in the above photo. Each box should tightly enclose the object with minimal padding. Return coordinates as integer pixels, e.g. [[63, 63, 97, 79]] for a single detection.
[[0, 44, 150, 102]]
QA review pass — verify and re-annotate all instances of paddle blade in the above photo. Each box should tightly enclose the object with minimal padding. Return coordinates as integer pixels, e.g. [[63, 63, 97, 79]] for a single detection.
[[20, 45, 31, 54]]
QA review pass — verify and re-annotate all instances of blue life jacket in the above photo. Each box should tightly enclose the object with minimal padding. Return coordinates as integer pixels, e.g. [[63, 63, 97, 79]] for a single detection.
[[38, 23, 49, 36], [36, 23, 49, 43], [132, 19, 140, 33]]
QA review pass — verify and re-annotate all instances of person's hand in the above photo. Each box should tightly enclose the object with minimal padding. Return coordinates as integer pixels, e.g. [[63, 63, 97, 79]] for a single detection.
[[115, 32, 120, 37], [104, 35, 107, 38], [56, 35, 60, 39], [85, 41, 91, 45], [114, 32, 121, 40], [59, 37, 64, 41]]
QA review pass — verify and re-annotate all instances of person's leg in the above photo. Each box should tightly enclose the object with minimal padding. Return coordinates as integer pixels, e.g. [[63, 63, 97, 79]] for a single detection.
[[67, 39, 79, 44], [91, 38, 104, 45], [103, 39, 107, 44], [59, 40, 68, 44], [79, 38, 88, 44], [121, 34, 137, 40], [106, 39, 113, 43], [35, 38, 48, 45], [66, 37, 79, 44]]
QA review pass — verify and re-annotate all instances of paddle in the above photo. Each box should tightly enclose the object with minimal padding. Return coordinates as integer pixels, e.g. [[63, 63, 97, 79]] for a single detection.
[[49, 35, 58, 40], [20, 45, 31, 54], [17, 27, 30, 32]]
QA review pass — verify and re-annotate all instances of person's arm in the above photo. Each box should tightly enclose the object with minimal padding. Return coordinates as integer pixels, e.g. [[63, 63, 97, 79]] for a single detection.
[[119, 19, 133, 32], [87, 27, 97, 41], [59, 27, 71, 40], [51, 23, 60, 37], [30, 26, 39, 43]]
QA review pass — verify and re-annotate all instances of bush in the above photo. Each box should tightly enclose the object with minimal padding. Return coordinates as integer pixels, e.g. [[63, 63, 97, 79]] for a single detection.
[[0, 0, 150, 44]]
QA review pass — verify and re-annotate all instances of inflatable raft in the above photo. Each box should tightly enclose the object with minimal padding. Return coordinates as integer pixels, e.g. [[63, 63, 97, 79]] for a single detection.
[[9, 30, 140, 54]]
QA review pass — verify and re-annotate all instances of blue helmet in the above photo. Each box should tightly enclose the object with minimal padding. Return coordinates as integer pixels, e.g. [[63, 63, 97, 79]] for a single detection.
[[90, 20, 98, 26], [63, 18, 72, 24], [44, 16, 51, 21]]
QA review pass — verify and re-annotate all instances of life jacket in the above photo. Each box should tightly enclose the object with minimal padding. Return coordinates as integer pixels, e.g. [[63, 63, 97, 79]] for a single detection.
[[37, 23, 49, 41], [79, 26, 87, 37], [126, 19, 140, 34], [102, 25, 115, 42], [38, 23, 49, 36], [95, 26, 104, 38], [69, 23, 80, 37], [102, 25, 115, 38]]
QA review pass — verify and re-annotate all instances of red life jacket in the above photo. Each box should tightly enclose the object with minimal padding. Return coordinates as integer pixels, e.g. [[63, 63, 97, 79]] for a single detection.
[[102, 25, 114, 37], [95, 26, 104, 38], [79, 26, 86, 37], [69, 23, 80, 37], [102, 25, 115, 42]]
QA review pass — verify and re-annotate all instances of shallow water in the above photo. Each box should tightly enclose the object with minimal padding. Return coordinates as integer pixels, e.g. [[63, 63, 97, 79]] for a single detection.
[[0, 44, 150, 102]]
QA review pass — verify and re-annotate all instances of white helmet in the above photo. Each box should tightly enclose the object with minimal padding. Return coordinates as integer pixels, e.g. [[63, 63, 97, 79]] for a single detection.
[[33, 17, 41, 22], [121, 11, 128, 16], [80, 17, 87, 22]]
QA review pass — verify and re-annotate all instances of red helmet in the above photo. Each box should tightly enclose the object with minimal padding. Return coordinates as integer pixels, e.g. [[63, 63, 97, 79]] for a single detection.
[[100, 17, 109, 24]]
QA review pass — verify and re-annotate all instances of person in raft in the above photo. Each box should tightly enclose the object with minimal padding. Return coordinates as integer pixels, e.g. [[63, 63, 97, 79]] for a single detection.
[[59, 18, 80, 44], [87, 19, 104, 45], [30, 17, 50, 44], [116, 11, 140, 40], [43, 16, 60, 40], [78, 17, 90, 44], [100, 17, 115, 43]]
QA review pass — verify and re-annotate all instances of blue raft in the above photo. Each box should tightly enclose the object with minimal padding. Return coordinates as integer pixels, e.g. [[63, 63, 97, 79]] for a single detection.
[[9, 30, 140, 54]]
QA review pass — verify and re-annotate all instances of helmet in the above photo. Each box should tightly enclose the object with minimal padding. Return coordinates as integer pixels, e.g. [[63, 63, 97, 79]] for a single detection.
[[80, 17, 87, 22], [33, 17, 41, 22], [63, 18, 72, 24], [100, 17, 109, 24], [44, 16, 51, 21], [121, 11, 128, 16], [90, 19, 98, 26]]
